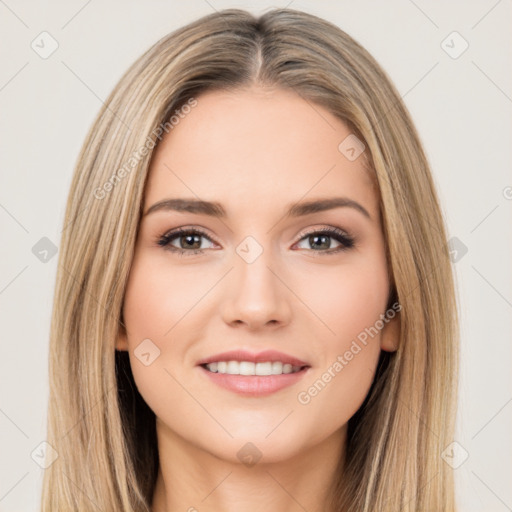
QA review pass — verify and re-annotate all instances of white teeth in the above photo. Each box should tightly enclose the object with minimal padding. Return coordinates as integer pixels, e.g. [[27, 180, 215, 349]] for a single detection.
[[205, 360, 303, 375], [271, 362, 283, 375], [226, 361, 239, 374], [239, 361, 255, 375], [283, 363, 293, 374], [255, 362, 272, 376]]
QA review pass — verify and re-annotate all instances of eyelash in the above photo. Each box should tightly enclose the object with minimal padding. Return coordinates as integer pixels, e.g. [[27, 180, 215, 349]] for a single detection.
[[156, 226, 355, 257]]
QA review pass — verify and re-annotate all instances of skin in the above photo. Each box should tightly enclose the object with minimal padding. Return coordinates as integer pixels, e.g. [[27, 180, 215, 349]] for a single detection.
[[116, 85, 399, 512]]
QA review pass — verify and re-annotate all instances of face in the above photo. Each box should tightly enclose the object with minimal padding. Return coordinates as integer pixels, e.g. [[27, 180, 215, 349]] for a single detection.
[[117, 85, 399, 464]]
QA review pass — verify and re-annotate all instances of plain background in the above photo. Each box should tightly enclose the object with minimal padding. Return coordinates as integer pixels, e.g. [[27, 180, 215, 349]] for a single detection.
[[0, 1, 511, 510]]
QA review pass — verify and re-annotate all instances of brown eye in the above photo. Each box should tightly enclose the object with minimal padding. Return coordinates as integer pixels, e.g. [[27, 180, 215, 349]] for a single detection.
[[157, 228, 216, 255], [295, 227, 355, 254]]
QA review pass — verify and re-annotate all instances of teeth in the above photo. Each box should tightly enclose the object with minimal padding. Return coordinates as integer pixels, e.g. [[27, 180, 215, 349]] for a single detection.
[[205, 361, 303, 375], [256, 362, 272, 376], [283, 363, 293, 374], [271, 362, 282, 375], [226, 361, 239, 374], [239, 361, 255, 375]]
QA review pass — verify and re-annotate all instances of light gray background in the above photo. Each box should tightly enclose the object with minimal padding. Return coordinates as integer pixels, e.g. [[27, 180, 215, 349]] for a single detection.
[[1, 1, 511, 511]]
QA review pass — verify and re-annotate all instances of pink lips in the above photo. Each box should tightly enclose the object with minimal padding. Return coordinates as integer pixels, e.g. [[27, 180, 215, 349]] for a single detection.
[[196, 349, 309, 367], [196, 349, 310, 397]]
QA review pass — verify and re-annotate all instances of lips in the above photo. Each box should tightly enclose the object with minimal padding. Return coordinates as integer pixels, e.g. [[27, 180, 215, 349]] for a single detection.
[[196, 349, 310, 396], [196, 349, 309, 368]]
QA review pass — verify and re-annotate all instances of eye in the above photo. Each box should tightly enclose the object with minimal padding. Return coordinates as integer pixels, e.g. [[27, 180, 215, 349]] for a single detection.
[[294, 227, 355, 255], [157, 227, 217, 256], [156, 226, 355, 257]]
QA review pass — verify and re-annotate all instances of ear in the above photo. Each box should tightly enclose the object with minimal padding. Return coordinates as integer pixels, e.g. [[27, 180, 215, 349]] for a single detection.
[[380, 313, 400, 352], [116, 322, 129, 351]]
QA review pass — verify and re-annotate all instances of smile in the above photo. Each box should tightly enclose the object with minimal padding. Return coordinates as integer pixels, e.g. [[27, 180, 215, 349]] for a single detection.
[[196, 349, 310, 395], [202, 361, 304, 375]]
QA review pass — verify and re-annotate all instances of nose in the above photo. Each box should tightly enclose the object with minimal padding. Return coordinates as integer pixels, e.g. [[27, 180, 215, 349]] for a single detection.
[[221, 246, 292, 330]]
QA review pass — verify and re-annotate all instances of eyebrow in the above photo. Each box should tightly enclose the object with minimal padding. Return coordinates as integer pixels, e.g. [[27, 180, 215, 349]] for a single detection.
[[143, 196, 371, 220]]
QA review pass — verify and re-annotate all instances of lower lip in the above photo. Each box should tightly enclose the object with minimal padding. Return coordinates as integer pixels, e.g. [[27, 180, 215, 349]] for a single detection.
[[199, 365, 309, 396]]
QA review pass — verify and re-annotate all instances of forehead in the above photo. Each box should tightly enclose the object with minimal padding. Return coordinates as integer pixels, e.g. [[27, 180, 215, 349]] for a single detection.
[[145, 86, 378, 219]]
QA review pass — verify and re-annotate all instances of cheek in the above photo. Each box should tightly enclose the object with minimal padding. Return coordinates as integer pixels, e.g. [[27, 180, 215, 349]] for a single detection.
[[291, 251, 387, 435], [294, 252, 389, 349], [121, 254, 225, 412], [123, 256, 204, 342], [121, 257, 183, 393], [296, 343, 380, 447]]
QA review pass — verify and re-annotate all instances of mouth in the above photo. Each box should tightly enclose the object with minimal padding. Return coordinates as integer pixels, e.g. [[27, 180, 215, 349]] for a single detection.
[[201, 361, 307, 375], [196, 349, 311, 396]]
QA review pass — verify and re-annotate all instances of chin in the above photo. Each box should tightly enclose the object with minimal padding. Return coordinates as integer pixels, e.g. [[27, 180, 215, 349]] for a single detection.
[[204, 426, 310, 466]]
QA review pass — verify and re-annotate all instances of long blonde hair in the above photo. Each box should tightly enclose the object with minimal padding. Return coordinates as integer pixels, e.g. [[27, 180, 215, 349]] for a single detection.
[[42, 8, 459, 511]]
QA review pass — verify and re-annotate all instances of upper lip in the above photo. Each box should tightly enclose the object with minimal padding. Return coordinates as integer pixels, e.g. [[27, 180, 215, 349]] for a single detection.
[[196, 349, 309, 367]]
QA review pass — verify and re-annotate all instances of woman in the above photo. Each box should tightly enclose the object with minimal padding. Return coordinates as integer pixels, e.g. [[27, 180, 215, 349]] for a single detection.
[[41, 8, 459, 511]]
